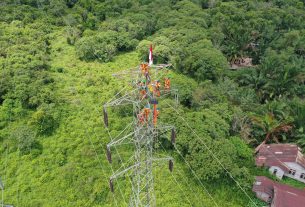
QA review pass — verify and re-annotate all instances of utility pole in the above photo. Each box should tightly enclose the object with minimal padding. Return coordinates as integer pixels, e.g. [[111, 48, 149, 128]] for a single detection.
[[103, 46, 178, 207]]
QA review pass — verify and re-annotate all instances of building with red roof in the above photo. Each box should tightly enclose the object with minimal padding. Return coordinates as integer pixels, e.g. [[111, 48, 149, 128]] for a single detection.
[[252, 176, 305, 207], [255, 144, 305, 183]]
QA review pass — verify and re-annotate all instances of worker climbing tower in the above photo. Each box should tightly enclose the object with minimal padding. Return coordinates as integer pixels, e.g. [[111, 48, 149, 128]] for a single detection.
[[103, 45, 178, 207]]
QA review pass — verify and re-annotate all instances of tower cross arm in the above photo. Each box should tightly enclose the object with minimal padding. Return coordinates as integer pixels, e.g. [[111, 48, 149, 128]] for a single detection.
[[107, 131, 135, 148], [110, 163, 141, 180], [104, 89, 140, 108], [155, 125, 175, 133], [151, 157, 173, 163], [110, 157, 174, 180]]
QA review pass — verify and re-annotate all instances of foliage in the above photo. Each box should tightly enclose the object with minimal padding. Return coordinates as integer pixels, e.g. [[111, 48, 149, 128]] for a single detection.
[[29, 104, 59, 135], [258, 49, 305, 100], [1, 0, 305, 206], [11, 125, 38, 155], [75, 30, 138, 62], [251, 112, 293, 145], [171, 104, 253, 189]]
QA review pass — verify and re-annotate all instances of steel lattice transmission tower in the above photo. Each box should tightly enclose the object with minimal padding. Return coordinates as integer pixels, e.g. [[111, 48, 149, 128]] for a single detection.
[[103, 48, 178, 207]]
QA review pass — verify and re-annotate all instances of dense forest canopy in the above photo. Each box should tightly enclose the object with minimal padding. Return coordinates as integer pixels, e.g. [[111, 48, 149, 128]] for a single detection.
[[0, 0, 305, 206]]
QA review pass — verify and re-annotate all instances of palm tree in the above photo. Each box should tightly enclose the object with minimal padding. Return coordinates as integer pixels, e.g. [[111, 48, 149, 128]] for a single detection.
[[252, 113, 292, 153], [239, 69, 270, 101]]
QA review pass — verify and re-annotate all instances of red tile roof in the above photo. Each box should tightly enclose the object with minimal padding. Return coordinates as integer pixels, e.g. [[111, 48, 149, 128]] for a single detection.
[[273, 184, 305, 207], [255, 144, 305, 172], [253, 176, 305, 207], [252, 176, 274, 202]]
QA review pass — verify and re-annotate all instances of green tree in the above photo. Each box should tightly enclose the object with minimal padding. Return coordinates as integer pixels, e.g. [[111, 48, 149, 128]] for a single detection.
[[75, 30, 137, 62], [260, 49, 304, 100], [251, 113, 293, 152], [183, 40, 228, 81]]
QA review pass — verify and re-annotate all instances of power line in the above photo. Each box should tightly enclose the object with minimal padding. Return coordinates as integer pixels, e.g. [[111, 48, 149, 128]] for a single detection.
[[164, 101, 258, 207], [158, 140, 218, 206], [92, 125, 129, 206], [35, 2, 133, 205], [169, 170, 193, 206], [23, 2, 255, 206], [171, 145, 219, 206], [86, 127, 120, 207]]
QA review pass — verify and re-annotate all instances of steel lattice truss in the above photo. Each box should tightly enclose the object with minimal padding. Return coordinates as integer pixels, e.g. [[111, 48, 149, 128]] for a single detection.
[[103, 63, 178, 207]]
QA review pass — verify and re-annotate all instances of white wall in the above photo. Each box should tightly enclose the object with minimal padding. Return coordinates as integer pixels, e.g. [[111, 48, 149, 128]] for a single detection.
[[284, 162, 305, 183], [256, 192, 271, 203], [269, 166, 285, 179], [271, 199, 275, 207]]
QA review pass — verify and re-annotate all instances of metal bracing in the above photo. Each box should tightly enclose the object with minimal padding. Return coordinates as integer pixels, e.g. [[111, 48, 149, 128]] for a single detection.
[[107, 131, 135, 148], [104, 62, 178, 207], [104, 89, 139, 108], [154, 125, 175, 134]]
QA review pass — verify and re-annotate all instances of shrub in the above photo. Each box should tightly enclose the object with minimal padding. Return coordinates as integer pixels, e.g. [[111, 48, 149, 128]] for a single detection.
[[29, 104, 58, 135], [11, 125, 37, 154]]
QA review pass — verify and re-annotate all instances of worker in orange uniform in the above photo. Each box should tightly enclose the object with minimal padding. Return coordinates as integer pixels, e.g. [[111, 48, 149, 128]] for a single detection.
[[140, 63, 151, 84], [150, 98, 159, 126], [154, 80, 161, 97], [138, 80, 147, 100], [164, 77, 170, 90], [137, 111, 145, 125], [153, 107, 159, 126], [143, 105, 151, 122], [140, 64, 149, 75], [140, 87, 147, 100]]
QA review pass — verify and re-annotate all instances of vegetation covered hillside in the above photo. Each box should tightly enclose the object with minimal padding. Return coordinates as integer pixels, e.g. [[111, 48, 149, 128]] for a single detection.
[[0, 0, 305, 206]]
